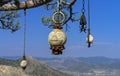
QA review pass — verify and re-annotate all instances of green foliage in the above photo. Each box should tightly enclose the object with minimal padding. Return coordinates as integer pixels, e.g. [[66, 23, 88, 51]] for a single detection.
[[41, 0, 77, 30], [41, 15, 55, 28], [41, 16, 51, 26], [0, 11, 20, 32]]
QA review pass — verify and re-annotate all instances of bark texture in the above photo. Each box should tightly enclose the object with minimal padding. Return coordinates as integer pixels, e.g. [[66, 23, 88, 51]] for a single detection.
[[0, 0, 52, 11]]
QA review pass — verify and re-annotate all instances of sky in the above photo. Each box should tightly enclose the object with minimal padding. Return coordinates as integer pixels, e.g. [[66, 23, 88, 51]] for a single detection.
[[0, 0, 120, 58]]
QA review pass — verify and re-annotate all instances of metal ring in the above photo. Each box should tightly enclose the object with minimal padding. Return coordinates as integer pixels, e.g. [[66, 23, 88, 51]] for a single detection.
[[52, 11, 66, 24]]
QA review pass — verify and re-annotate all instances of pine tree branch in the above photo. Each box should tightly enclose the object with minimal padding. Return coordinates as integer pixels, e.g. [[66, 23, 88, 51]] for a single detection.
[[0, 0, 52, 11]]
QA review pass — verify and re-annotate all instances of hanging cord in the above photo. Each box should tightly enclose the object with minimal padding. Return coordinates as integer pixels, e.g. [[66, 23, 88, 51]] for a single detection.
[[88, 0, 90, 30], [88, 0, 91, 48], [23, 9, 27, 59]]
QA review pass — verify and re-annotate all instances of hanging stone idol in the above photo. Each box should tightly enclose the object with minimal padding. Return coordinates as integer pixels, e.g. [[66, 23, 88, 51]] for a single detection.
[[48, 24, 67, 55]]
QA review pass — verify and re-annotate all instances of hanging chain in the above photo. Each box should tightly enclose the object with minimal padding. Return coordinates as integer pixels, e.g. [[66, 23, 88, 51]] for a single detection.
[[82, 0, 85, 13], [57, 0, 61, 24], [23, 9, 26, 57], [57, 0, 62, 12], [57, 0, 62, 21]]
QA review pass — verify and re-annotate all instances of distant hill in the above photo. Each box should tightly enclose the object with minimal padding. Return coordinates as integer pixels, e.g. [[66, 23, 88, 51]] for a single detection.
[[0, 56, 71, 76], [38, 57, 120, 76], [38, 57, 94, 72], [1, 56, 120, 76], [78, 57, 120, 69]]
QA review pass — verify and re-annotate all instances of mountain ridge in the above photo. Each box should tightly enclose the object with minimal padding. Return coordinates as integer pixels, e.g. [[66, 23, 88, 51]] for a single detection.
[[1, 56, 120, 76], [0, 56, 71, 76]]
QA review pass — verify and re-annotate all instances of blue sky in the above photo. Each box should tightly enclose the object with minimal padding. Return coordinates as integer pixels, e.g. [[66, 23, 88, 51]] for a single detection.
[[0, 0, 120, 58]]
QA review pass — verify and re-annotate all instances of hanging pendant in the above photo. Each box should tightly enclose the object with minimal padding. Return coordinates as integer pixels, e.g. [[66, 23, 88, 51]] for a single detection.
[[20, 9, 27, 70], [80, 13, 87, 33], [20, 56, 27, 70], [48, 24, 67, 55], [86, 34, 93, 47], [86, 29, 94, 48]]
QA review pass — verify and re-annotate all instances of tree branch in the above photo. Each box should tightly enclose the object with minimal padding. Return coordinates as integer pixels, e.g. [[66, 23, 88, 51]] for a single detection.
[[0, 0, 52, 11], [63, 0, 76, 25]]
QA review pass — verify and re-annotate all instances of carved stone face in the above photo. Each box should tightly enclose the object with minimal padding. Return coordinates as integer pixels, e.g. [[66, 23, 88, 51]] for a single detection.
[[86, 34, 94, 43], [20, 60, 27, 68], [48, 29, 67, 46]]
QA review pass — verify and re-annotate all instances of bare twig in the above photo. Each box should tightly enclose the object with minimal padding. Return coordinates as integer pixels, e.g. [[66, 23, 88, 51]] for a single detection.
[[63, 0, 77, 25]]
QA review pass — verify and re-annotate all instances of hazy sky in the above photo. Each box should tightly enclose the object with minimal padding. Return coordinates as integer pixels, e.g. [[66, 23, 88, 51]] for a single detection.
[[0, 0, 120, 58]]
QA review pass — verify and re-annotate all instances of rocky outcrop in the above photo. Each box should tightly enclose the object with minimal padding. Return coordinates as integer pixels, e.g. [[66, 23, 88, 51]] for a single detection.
[[0, 65, 28, 76]]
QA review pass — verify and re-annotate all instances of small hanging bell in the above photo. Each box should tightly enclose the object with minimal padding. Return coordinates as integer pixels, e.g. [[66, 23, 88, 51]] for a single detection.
[[20, 56, 27, 70], [80, 13, 87, 33]]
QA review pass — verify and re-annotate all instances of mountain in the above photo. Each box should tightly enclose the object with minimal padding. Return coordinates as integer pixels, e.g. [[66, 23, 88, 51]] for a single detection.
[[0, 56, 71, 76], [78, 57, 120, 69], [2, 56, 120, 76], [38, 57, 94, 72], [37, 57, 93, 72], [38, 57, 120, 76]]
